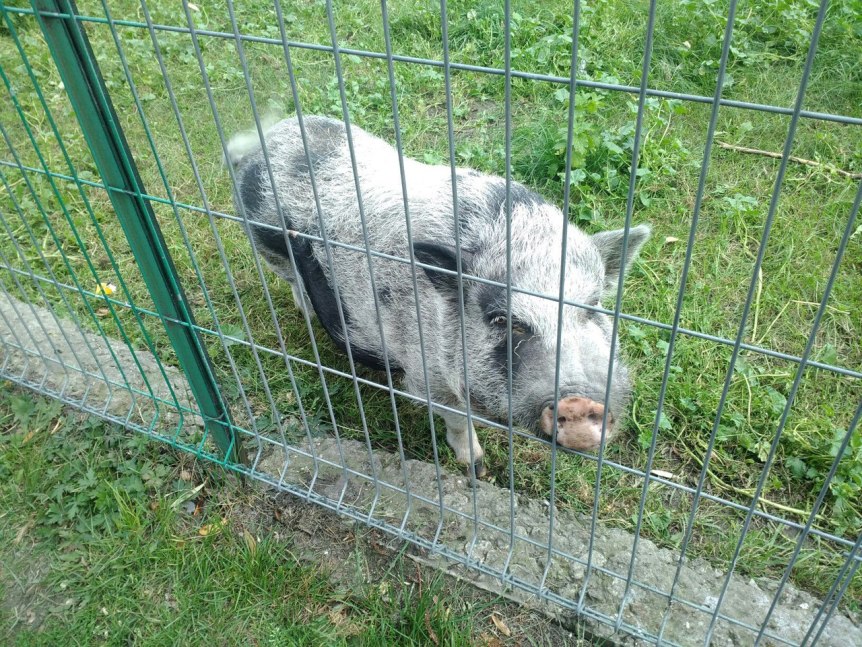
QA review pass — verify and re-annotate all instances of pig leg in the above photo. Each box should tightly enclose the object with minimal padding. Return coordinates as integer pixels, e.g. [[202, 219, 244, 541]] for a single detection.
[[439, 409, 486, 478], [288, 279, 313, 318], [246, 222, 313, 317]]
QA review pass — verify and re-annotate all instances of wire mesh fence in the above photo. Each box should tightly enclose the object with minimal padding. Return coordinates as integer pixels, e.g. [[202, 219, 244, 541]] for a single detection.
[[1, 0, 860, 644]]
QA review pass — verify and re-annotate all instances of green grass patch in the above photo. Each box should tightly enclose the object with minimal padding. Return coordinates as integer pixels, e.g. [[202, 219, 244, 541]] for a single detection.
[[1, 0, 860, 608], [0, 387, 501, 645]]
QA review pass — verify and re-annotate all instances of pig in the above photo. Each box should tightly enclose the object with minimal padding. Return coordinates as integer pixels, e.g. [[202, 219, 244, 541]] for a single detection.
[[226, 115, 649, 477]]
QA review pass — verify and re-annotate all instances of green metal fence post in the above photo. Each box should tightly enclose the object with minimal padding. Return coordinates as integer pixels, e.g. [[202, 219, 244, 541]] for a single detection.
[[30, 0, 242, 463]]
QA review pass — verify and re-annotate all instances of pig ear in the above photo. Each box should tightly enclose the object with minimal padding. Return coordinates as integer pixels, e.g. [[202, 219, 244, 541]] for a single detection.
[[412, 241, 473, 294], [591, 224, 651, 294]]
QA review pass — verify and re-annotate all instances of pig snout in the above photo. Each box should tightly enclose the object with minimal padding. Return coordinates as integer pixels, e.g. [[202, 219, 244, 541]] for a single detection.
[[539, 396, 614, 451]]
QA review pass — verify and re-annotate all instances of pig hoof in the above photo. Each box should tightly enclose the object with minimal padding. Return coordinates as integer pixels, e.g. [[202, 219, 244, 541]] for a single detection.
[[464, 458, 486, 481]]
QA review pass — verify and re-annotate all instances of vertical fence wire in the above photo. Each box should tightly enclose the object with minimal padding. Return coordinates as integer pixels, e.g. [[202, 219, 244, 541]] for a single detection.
[[439, 0, 482, 556], [233, 0, 374, 500], [179, 0, 331, 489], [0, 240, 49, 386], [578, 0, 659, 607], [802, 532, 862, 646], [657, 1, 833, 640], [0, 91, 137, 411], [265, 2, 386, 504], [137, 0, 287, 465], [757, 398, 862, 645], [0, 170, 100, 399], [223, 0, 352, 478], [230, 6, 357, 508], [97, 0, 269, 464], [500, 0, 518, 582], [708, 177, 859, 642], [378, 0, 447, 542], [617, 0, 739, 630], [0, 113, 149, 424], [540, 0, 582, 594], [0, 168, 129, 419], [323, 0, 414, 525], [2, 5, 192, 438], [0, 213, 74, 393], [30, 0, 241, 457]]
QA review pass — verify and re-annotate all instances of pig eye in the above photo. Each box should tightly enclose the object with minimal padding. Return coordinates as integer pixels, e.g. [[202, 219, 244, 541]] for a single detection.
[[489, 314, 530, 336]]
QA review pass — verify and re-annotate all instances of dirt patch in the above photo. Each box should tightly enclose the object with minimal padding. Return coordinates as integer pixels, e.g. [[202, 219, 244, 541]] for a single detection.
[[1, 544, 67, 638]]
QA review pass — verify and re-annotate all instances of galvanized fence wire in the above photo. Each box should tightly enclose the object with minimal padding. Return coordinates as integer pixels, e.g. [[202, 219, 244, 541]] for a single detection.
[[805, 530, 862, 645], [500, 0, 517, 581], [176, 0, 328, 485], [143, 0, 290, 469], [224, 0, 378, 504], [267, 0, 385, 506], [439, 0, 484, 554], [617, 0, 725, 624], [0, 7, 206, 441], [762, 399, 862, 646], [660, 1, 839, 640], [378, 0, 448, 540], [325, 0, 416, 519], [96, 0, 267, 464], [1, 0, 861, 644], [545, 0, 582, 596], [0, 104, 167, 431], [4, 3, 862, 129], [579, 0, 658, 608]]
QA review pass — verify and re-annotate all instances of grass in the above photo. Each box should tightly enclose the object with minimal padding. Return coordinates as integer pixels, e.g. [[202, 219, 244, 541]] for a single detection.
[[0, 0, 861, 611], [1, 388, 580, 645]]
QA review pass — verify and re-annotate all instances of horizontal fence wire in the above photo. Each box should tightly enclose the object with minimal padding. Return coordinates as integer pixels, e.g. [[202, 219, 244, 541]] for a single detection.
[[1, 3, 861, 128], [1, 0, 861, 644]]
